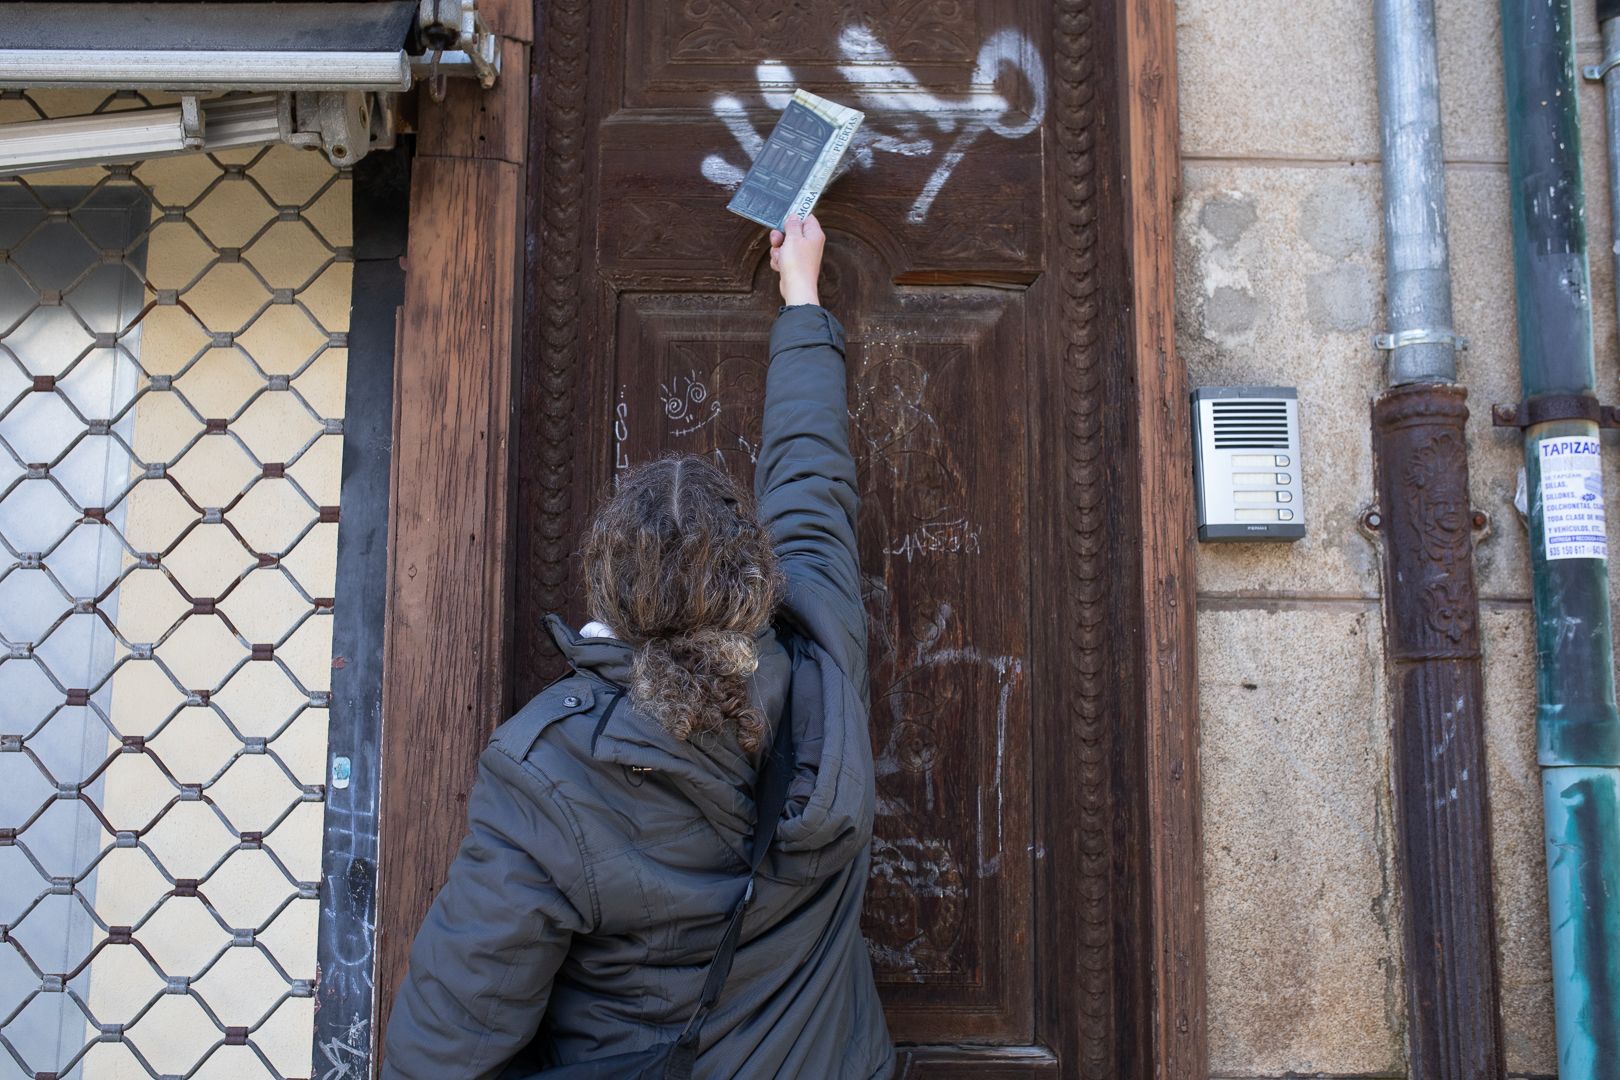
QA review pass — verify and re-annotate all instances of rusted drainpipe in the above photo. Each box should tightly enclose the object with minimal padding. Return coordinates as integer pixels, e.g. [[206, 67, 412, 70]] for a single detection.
[[1370, 1, 1506, 1076]]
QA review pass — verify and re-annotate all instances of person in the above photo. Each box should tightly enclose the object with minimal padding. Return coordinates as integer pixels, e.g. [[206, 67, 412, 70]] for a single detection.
[[381, 213, 895, 1080]]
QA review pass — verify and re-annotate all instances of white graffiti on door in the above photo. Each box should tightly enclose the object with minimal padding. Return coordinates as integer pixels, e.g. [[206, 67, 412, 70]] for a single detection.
[[614, 388, 631, 473], [700, 26, 1046, 224], [660, 370, 720, 436]]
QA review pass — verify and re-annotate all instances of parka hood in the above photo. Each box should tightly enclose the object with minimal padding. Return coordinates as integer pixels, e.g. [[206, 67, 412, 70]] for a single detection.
[[540, 612, 871, 881]]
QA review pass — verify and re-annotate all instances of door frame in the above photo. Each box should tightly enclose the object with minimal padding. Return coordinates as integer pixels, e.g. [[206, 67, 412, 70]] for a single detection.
[[371, 0, 1201, 1076]]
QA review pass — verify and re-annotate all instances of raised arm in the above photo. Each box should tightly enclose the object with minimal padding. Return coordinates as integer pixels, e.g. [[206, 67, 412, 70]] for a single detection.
[[755, 215, 866, 680], [381, 747, 592, 1080]]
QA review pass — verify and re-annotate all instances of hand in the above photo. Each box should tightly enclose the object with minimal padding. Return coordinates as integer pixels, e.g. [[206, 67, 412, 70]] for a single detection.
[[769, 213, 825, 307]]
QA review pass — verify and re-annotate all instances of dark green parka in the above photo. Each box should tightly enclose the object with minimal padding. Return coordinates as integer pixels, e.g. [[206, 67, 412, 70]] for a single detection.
[[381, 305, 894, 1080]]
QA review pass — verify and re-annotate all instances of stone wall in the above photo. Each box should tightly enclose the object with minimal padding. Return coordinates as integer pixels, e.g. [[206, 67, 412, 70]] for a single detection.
[[1177, 1, 1620, 1075]]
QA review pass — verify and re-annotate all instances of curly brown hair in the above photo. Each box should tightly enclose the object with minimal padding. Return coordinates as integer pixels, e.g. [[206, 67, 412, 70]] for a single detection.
[[581, 455, 784, 751]]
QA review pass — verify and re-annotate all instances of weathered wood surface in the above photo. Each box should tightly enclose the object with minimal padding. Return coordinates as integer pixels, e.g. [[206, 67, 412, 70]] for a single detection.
[[415, 36, 531, 164], [1121, 1, 1205, 1078], [1027, 0, 1133, 1072], [511, 0, 1202, 1075], [522, 0, 1048, 1061], [374, 9, 532, 1061]]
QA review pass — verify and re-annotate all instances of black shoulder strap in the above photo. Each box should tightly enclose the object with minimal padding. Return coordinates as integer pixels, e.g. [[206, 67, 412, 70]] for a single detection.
[[590, 687, 627, 754], [664, 636, 800, 1077]]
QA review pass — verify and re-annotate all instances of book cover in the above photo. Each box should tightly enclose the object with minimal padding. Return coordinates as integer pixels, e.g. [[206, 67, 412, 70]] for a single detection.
[[726, 89, 864, 230]]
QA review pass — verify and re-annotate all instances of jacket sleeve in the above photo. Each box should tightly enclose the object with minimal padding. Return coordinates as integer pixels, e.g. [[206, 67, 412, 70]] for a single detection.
[[755, 304, 866, 681], [380, 747, 594, 1080]]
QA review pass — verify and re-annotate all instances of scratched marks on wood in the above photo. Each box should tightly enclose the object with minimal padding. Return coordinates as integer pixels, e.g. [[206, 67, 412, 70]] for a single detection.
[[884, 517, 983, 561], [848, 318, 1023, 993], [316, 1015, 371, 1080], [868, 599, 1026, 985], [642, 339, 767, 468], [513, 0, 1201, 1065], [612, 244, 1032, 1038]]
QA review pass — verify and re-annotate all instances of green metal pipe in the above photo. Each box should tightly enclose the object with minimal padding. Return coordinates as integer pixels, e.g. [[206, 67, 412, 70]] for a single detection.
[[1501, 1, 1620, 1073]]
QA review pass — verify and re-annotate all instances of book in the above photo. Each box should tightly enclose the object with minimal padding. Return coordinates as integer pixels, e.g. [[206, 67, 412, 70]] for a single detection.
[[726, 89, 864, 230]]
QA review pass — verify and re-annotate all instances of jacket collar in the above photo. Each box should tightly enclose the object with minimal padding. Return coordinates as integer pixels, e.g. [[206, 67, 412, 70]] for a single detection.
[[542, 614, 791, 854], [544, 613, 637, 686]]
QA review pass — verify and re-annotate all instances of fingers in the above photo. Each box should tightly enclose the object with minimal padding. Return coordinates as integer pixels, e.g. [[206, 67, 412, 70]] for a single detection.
[[770, 248, 781, 272], [769, 229, 784, 248], [784, 214, 808, 237], [801, 213, 823, 240]]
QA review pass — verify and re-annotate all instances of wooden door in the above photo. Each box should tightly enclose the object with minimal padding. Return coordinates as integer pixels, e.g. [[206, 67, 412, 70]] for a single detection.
[[514, 1, 1182, 1074]]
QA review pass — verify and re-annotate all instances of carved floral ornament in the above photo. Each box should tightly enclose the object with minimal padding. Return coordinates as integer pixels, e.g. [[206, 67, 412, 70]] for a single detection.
[[669, 0, 975, 62], [1377, 393, 1481, 649]]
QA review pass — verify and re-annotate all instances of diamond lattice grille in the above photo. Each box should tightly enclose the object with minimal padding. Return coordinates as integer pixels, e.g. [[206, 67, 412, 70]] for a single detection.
[[0, 89, 352, 1080]]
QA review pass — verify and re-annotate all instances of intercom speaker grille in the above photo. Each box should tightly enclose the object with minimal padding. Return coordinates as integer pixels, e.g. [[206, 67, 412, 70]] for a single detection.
[[1211, 399, 1291, 448]]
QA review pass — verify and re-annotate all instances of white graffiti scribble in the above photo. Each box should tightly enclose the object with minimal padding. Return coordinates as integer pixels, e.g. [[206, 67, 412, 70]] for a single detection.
[[614, 389, 630, 472], [660, 370, 720, 436], [883, 516, 983, 562], [317, 1015, 369, 1080], [701, 26, 1047, 224]]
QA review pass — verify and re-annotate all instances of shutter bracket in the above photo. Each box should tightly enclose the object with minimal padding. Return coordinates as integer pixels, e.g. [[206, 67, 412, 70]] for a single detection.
[[415, 0, 500, 99]]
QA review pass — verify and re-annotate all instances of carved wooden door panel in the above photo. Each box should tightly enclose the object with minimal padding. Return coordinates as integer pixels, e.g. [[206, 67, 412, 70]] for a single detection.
[[518, 1, 1122, 1074], [611, 276, 1032, 1051]]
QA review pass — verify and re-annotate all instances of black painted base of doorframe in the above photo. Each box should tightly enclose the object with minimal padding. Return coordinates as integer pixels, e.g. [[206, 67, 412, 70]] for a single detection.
[[312, 141, 412, 1076]]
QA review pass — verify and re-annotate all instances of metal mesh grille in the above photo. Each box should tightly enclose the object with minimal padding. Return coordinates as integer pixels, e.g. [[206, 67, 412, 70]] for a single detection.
[[0, 89, 352, 1080]]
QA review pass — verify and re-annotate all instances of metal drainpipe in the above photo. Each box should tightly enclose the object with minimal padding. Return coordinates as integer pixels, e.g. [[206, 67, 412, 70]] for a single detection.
[[1501, 1, 1620, 1075], [1371, 2, 1506, 1075]]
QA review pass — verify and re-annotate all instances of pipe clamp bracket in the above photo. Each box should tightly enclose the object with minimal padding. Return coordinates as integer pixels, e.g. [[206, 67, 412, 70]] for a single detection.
[[1373, 328, 1469, 352], [1584, 54, 1620, 82], [1491, 392, 1620, 429]]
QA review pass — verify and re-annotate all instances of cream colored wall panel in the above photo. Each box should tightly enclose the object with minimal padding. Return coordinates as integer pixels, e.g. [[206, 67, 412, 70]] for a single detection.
[[133, 154, 227, 209], [300, 264, 353, 331], [190, 183, 280, 250], [247, 220, 336, 288], [301, 183, 352, 250], [281, 617, 334, 693], [233, 478, 324, 551], [295, 347, 349, 419], [251, 147, 341, 208], [141, 222, 217, 293], [0, 95, 353, 1077], [1177, 163, 1383, 598], [186, 263, 273, 329], [1480, 603, 1557, 1074], [235, 393, 324, 462], [283, 522, 339, 599], [289, 435, 344, 507], [1200, 604, 1402, 1075], [211, 662, 308, 727]]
